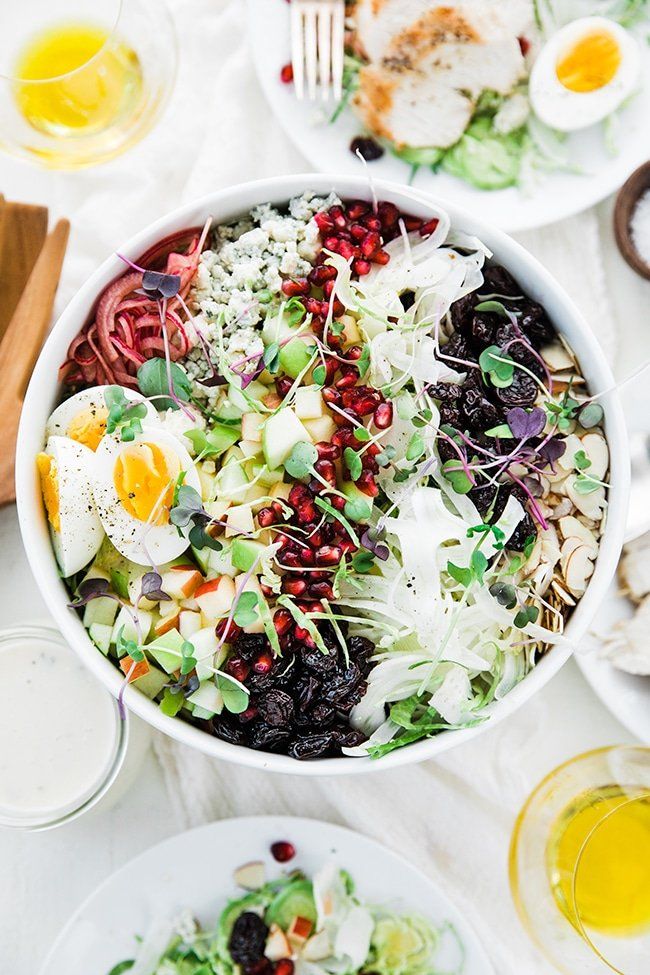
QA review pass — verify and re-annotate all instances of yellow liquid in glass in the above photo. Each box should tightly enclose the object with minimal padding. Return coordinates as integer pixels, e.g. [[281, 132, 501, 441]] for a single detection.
[[546, 786, 650, 937], [14, 22, 142, 137]]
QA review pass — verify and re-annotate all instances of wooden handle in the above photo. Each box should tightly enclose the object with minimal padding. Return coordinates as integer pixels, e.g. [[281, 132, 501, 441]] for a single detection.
[[0, 218, 70, 400], [0, 200, 49, 342], [0, 218, 70, 507]]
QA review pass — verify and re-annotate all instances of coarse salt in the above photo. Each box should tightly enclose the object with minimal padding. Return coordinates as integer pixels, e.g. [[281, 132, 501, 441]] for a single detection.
[[630, 189, 650, 266]]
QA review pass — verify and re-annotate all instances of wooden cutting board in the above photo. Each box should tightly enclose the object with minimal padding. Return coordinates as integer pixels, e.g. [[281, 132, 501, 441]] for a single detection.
[[0, 197, 49, 340]]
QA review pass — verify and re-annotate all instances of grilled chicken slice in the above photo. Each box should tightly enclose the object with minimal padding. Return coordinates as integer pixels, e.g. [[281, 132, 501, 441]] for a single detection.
[[351, 1, 532, 150]]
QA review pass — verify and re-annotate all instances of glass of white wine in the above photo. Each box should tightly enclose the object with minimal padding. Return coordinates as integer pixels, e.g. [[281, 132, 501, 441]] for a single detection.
[[0, 0, 177, 168], [510, 747, 650, 974]]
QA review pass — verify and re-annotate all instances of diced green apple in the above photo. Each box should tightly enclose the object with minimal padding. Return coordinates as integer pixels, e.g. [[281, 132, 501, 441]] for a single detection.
[[186, 681, 224, 717], [83, 596, 118, 629], [294, 387, 324, 419], [225, 505, 255, 538], [232, 538, 267, 572], [111, 606, 153, 647], [240, 439, 263, 459], [303, 415, 336, 443], [262, 408, 312, 470], [241, 412, 266, 443], [146, 628, 185, 673], [89, 622, 113, 655], [179, 609, 202, 640], [132, 662, 168, 699], [279, 338, 313, 379]]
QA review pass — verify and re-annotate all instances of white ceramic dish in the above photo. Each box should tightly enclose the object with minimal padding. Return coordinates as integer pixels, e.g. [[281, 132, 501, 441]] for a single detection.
[[16, 173, 630, 775], [576, 579, 650, 743], [246, 0, 650, 233], [38, 815, 495, 975]]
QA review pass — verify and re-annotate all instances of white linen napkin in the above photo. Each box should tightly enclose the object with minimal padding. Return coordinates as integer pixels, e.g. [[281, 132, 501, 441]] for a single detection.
[[1, 2, 621, 971]]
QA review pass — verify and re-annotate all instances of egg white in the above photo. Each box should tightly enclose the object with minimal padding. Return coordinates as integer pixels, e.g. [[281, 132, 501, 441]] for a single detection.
[[92, 426, 202, 566], [529, 17, 641, 132], [46, 386, 159, 447], [41, 436, 105, 577]]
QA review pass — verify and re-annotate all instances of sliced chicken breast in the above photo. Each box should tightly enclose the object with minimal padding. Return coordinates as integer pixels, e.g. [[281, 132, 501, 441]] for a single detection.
[[351, 2, 533, 150]]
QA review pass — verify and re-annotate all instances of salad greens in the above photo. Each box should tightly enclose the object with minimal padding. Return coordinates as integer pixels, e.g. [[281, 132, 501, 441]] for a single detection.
[[107, 859, 462, 975]]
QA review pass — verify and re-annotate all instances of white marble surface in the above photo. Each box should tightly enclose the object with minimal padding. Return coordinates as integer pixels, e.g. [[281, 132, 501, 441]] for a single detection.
[[1, 2, 649, 969]]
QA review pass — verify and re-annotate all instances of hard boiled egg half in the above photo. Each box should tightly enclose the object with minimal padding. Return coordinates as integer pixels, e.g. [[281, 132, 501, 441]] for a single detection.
[[93, 426, 201, 566], [46, 386, 158, 451], [37, 436, 105, 577], [529, 17, 640, 131]]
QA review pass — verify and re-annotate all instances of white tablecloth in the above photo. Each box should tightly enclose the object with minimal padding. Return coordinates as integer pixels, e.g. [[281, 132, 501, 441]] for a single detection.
[[1, 2, 649, 972]]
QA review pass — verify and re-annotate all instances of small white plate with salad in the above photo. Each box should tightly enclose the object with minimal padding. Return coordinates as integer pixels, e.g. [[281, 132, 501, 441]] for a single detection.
[[247, 0, 650, 232], [38, 816, 494, 975]]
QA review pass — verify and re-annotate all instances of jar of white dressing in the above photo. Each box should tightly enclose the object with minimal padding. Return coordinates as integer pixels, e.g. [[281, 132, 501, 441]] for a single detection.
[[0, 624, 149, 830]]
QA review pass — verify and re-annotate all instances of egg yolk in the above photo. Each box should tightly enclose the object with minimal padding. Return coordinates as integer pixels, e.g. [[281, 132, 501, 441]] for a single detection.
[[556, 31, 621, 93], [113, 442, 181, 525], [66, 406, 108, 451], [37, 453, 60, 532]]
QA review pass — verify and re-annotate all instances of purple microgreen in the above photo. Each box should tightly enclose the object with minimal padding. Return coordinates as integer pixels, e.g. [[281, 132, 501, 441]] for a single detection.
[[538, 437, 566, 464], [360, 527, 389, 561], [188, 522, 223, 552], [68, 577, 111, 607], [507, 471, 548, 530], [140, 571, 170, 603], [141, 269, 181, 301], [169, 484, 203, 527], [506, 406, 546, 441]]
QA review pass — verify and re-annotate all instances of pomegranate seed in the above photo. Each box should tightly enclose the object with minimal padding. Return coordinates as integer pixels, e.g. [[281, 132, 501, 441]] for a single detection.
[[314, 458, 337, 485], [226, 657, 250, 682], [363, 215, 382, 231], [349, 223, 367, 242], [271, 501, 285, 518], [304, 296, 323, 316], [309, 581, 334, 600], [315, 544, 343, 566], [275, 375, 293, 398], [355, 394, 380, 416], [322, 385, 342, 406], [361, 231, 381, 257], [338, 240, 359, 261], [280, 63, 293, 84], [329, 205, 347, 229], [340, 539, 357, 555], [324, 235, 341, 253], [374, 401, 393, 428], [353, 258, 372, 276], [239, 705, 258, 723], [281, 550, 302, 568], [297, 502, 317, 524], [335, 370, 358, 390], [403, 215, 423, 231], [257, 506, 277, 528], [308, 264, 337, 285], [347, 200, 370, 220], [293, 626, 312, 644], [307, 529, 323, 548], [289, 483, 311, 505], [282, 577, 308, 596], [300, 547, 316, 566], [357, 472, 379, 497], [274, 608, 293, 636], [260, 583, 274, 598], [281, 278, 309, 297], [345, 345, 362, 361], [372, 249, 390, 265], [215, 618, 241, 641], [378, 201, 399, 228], [271, 840, 296, 863], [322, 279, 335, 299], [364, 455, 379, 474], [314, 211, 334, 233], [518, 35, 530, 56], [253, 651, 273, 674], [420, 218, 439, 238], [331, 495, 346, 511], [332, 425, 354, 448], [316, 441, 341, 461]]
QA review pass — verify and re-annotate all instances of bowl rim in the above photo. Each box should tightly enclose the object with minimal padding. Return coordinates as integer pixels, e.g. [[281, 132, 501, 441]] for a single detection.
[[16, 173, 630, 776]]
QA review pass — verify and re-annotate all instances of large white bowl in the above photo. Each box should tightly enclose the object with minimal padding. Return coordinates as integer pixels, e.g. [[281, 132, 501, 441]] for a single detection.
[[16, 174, 629, 775]]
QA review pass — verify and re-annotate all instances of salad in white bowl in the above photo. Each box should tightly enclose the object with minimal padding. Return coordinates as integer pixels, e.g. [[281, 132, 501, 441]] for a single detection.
[[22, 177, 624, 768]]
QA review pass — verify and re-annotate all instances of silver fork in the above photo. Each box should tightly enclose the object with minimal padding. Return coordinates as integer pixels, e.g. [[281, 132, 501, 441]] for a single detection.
[[290, 0, 345, 102]]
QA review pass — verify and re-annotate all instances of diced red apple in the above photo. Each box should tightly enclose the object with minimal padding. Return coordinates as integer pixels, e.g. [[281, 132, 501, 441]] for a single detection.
[[287, 916, 313, 946], [265, 924, 292, 961], [241, 412, 266, 443], [119, 656, 150, 682], [226, 505, 255, 537], [179, 609, 202, 640], [154, 610, 181, 637], [195, 575, 236, 621], [161, 565, 203, 600], [233, 860, 266, 890]]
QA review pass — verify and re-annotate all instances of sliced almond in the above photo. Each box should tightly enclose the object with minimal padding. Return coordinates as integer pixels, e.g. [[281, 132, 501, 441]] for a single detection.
[[558, 516, 598, 556], [265, 924, 292, 961], [564, 544, 594, 596], [550, 578, 577, 606], [557, 434, 583, 472], [560, 537, 583, 575], [566, 479, 606, 520], [580, 432, 609, 481], [233, 860, 266, 890]]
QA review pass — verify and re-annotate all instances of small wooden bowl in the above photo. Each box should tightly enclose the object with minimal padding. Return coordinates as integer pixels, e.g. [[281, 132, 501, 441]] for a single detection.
[[614, 161, 650, 280]]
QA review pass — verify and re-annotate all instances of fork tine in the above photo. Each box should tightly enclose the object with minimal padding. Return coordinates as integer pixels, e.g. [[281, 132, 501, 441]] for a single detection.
[[290, 2, 305, 100], [317, 6, 332, 101], [304, 3, 318, 101], [331, 1, 345, 102]]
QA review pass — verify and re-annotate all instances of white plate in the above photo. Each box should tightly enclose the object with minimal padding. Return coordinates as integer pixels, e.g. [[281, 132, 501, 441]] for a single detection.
[[39, 816, 494, 975], [576, 581, 650, 743], [246, 1, 650, 233]]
